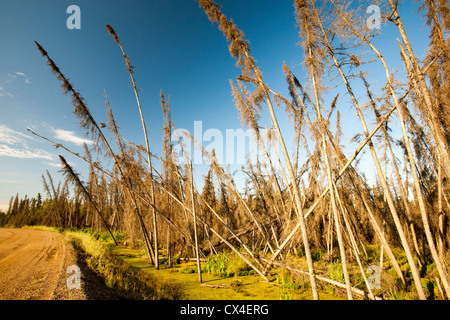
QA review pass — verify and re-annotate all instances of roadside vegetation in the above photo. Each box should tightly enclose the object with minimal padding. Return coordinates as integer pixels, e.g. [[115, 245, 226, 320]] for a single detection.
[[1, 0, 450, 300], [23, 226, 183, 300]]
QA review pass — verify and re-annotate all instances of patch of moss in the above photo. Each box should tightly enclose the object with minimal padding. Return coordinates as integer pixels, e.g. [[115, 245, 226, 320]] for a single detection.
[[111, 246, 342, 300]]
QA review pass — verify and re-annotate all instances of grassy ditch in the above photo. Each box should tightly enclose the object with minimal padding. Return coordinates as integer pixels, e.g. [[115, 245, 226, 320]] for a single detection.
[[24, 226, 183, 300]]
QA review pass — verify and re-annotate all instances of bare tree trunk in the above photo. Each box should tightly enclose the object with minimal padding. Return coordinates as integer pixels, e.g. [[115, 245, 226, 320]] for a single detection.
[[254, 66, 320, 299], [358, 65, 423, 265], [106, 25, 159, 270], [325, 125, 407, 286], [388, 0, 450, 176], [333, 181, 376, 300], [189, 163, 202, 284], [438, 153, 445, 261], [328, 0, 426, 299], [304, 3, 353, 298], [265, 103, 399, 267], [395, 40, 450, 299]]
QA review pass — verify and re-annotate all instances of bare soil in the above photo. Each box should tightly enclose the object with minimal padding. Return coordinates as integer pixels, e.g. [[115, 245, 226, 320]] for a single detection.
[[0, 228, 118, 300]]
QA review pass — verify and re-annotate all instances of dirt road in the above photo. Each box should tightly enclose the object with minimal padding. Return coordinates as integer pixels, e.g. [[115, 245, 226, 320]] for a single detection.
[[0, 228, 85, 300]]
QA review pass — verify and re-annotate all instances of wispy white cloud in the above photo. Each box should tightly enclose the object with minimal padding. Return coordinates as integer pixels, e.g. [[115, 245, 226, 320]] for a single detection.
[[46, 161, 63, 168], [3, 72, 32, 89], [54, 129, 93, 146], [16, 72, 32, 84], [0, 144, 53, 160], [0, 86, 14, 98], [23, 119, 53, 132], [0, 124, 53, 160], [0, 124, 33, 145], [1, 72, 30, 98], [46, 160, 73, 168]]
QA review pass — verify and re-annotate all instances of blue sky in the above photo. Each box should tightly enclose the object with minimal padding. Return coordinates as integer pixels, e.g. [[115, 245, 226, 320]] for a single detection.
[[0, 0, 432, 211]]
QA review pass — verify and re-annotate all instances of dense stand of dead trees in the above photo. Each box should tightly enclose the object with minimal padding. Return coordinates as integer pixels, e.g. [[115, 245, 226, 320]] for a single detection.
[[2, 0, 450, 300]]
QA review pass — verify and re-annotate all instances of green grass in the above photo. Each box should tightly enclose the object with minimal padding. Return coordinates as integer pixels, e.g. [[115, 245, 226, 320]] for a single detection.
[[64, 230, 183, 300], [276, 268, 308, 300], [23, 225, 63, 233], [202, 251, 254, 277], [328, 261, 345, 283]]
